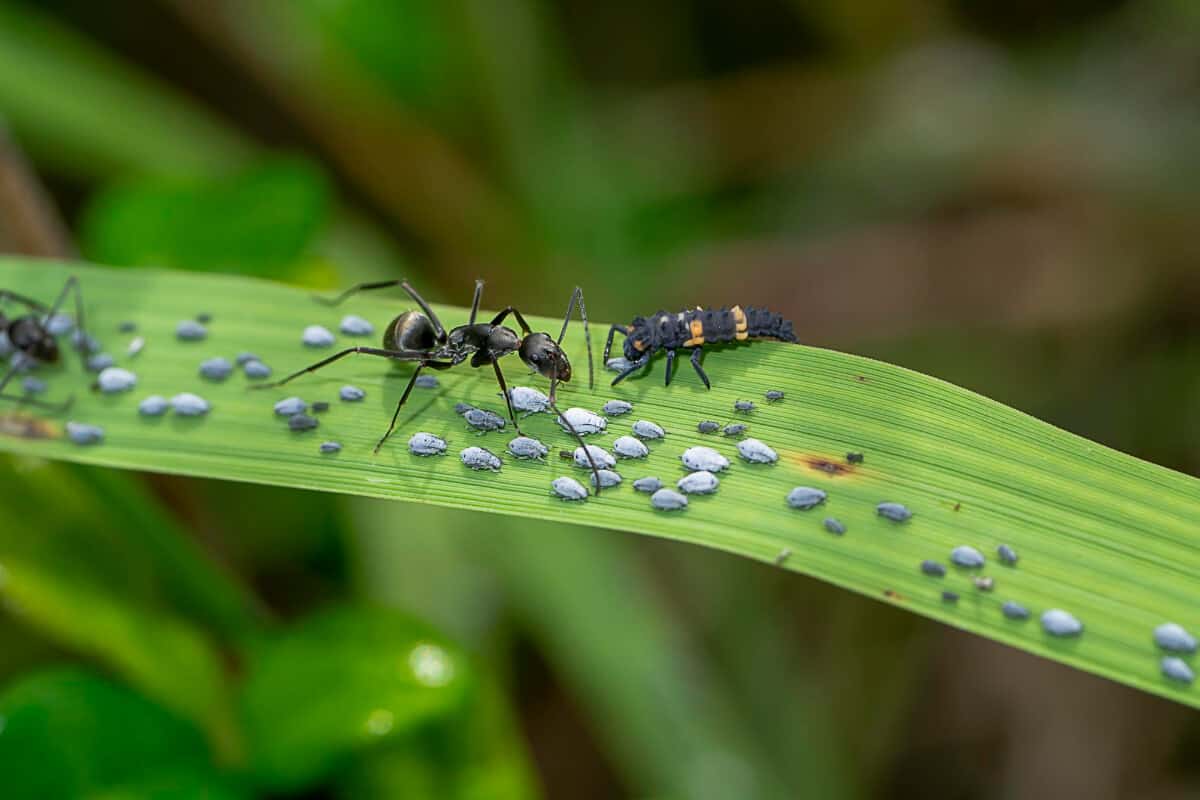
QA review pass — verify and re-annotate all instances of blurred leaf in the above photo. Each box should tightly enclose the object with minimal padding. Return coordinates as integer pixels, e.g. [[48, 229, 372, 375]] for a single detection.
[[2, 258, 1199, 712], [0, 667, 219, 798], [240, 606, 473, 791], [80, 158, 330, 278]]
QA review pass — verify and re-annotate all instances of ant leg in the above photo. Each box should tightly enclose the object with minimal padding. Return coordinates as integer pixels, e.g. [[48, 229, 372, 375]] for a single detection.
[[488, 306, 533, 336], [0, 364, 73, 412], [42, 275, 89, 364], [373, 359, 455, 453], [0, 290, 49, 313], [690, 347, 711, 389], [610, 355, 649, 386], [556, 287, 593, 391], [250, 346, 431, 391], [489, 357, 525, 436], [547, 376, 602, 494], [467, 280, 484, 325], [315, 279, 446, 340], [664, 349, 676, 387], [602, 324, 627, 363]]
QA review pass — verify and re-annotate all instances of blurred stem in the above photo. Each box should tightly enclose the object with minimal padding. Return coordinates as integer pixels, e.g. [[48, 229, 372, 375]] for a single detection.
[[0, 124, 75, 258]]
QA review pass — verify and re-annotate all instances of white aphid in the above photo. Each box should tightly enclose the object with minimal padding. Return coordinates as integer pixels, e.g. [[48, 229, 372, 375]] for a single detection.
[[176, 320, 207, 341], [198, 356, 233, 381], [1041, 609, 1083, 637], [464, 408, 506, 431], [602, 399, 633, 416], [171, 393, 211, 416], [414, 375, 439, 388], [127, 336, 145, 357], [274, 397, 307, 416], [589, 469, 623, 488], [138, 395, 169, 417], [66, 421, 104, 445], [301, 325, 335, 347], [507, 436, 549, 460], [650, 488, 688, 511], [236, 352, 258, 365], [736, 438, 778, 464], [44, 313, 74, 336], [319, 441, 342, 454], [677, 470, 720, 495], [631, 420, 665, 440], [460, 446, 501, 471], [877, 502, 913, 522], [1154, 623, 1197, 654], [786, 486, 826, 510], [556, 407, 607, 435], [680, 446, 729, 472], [340, 385, 365, 402], [573, 445, 616, 470], [1162, 657, 1195, 685], [507, 386, 550, 414], [97, 367, 137, 393], [950, 546, 985, 568], [86, 353, 114, 372], [340, 315, 374, 336], [244, 360, 272, 379], [633, 477, 663, 493], [551, 476, 589, 501], [408, 432, 448, 456], [612, 436, 649, 459]]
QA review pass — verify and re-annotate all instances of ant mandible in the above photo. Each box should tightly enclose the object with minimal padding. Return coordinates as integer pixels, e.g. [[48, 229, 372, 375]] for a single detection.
[[0, 275, 89, 412], [253, 279, 606, 491]]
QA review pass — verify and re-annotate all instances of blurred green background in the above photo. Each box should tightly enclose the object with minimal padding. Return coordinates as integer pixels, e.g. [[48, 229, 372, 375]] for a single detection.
[[1, 0, 1198, 797]]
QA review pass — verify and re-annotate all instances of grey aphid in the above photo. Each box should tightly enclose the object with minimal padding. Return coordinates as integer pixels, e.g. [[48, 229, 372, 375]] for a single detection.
[[632, 420, 665, 440], [66, 421, 103, 445], [507, 386, 549, 414], [920, 560, 946, 577], [235, 352, 258, 365], [605, 356, 635, 373], [21, 377, 46, 395], [651, 488, 689, 511], [311, 401, 330, 413], [319, 441, 342, 454], [786, 487, 826, 510], [677, 470, 720, 495], [1001, 601, 1030, 620], [118, 320, 137, 333], [697, 420, 720, 434], [556, 407, 607, 435], [950, 546, 985, 568], [573, 444, 616, 470], [138, 395, 169, 417], [0, 331, 10, 356], [302, 325, 335, 347], [551, 476, 588, 500], [461, 446, 502, 471], [170, 393, 210, 416], [97, 367, 136, 393], [464, 407, 506, 432], [453, 402, 475, 415], [602, 399, 633, 416], [846, 452, 864, 464], [408, 432, 448, 456], [340, 314, 375, 336], [876, 502, 912, 522], [1041, 609, 1083, 637], [414, 374, 439, 389], [506, 436, 548, 460], [126, 336, 145, 358], [244, 360, 272, 379], [997, 544, 1019, 565], [289, 413, 319, 431], [681, 446, 729, 472], [45, 313, 74, 335], [1153, 623, 1197, 654], [612, 436, 649, 459], [633, 477, 663, 493], [736, 438, 778, 464], [274, 397, 307, 416], [176, 320, 207, 341], [722, 423, 747, 438], [340, 385, 366, 402], [765, 390, 784, 402], [589, 469, 623, 488], [1162, 657, 1195, 685], [86, 353, 115, 372], [198, 357, 233, 381], [824, 517, 846, 535], [973, 576, 995, 592], [72, 329, 100, 353], [942, 591, 959, 603], [733, 399, 754, 413]]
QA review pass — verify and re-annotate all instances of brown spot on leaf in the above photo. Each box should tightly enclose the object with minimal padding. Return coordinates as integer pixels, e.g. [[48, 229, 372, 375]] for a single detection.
[[796, 454, 858, 477], [0, 413, 56, 439], [883, 589, 906, 602]]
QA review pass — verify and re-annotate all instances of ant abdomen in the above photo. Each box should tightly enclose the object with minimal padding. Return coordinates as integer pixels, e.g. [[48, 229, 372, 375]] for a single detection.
[[384, 311, 438, 352]]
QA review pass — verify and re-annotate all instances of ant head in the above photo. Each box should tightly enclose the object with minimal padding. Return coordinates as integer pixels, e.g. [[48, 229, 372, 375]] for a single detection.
[[520, 332, 571, 382], [9, 317, 59, 363]]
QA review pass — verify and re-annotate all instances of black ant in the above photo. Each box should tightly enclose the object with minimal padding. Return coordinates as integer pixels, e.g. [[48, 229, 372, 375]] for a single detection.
[[0, 275, 88, 412], [253, 279, 606, 491], [603, 304, 797, 388]]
